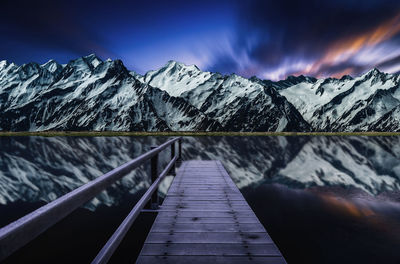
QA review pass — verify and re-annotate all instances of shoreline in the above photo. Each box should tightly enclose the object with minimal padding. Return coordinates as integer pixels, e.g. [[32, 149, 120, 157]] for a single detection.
[[0, 131, 400, 137]]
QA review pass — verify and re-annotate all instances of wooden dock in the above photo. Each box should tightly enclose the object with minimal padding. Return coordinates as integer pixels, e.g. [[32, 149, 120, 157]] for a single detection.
[[137, 160, 286, 264]]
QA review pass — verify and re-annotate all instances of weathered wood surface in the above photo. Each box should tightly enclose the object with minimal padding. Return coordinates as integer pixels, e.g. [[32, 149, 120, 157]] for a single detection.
[[136, 160, 286, 264]]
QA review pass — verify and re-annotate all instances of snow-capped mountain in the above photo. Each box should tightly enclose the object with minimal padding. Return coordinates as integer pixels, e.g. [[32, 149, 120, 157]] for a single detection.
[[1, 136, 399, 210], [0, 55, 310, 131], [145, 61, 310, 131], [0, 55, 219, 131], [371, 105, 400, 131], [261, 75, 318, 90], [278, 68, 400, 131], [1, 54, 400, 131]]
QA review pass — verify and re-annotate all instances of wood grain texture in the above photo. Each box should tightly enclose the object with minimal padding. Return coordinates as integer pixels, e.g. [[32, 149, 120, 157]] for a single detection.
[[136, 160, 286, 264]]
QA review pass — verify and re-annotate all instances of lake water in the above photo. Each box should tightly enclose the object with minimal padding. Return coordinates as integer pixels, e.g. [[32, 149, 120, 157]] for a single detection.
[[0, 136, 399, 263]]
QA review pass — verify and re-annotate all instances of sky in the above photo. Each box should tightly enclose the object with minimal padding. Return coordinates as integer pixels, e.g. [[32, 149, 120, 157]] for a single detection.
[[1, 0, 400, 80]]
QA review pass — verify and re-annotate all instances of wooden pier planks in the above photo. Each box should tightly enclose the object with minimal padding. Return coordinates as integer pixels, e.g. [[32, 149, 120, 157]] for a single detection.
[[136, 160, 286, 264]]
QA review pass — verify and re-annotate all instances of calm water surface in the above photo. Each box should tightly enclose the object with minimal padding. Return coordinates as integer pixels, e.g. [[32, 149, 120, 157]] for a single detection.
[[0, 136, 399, 263]]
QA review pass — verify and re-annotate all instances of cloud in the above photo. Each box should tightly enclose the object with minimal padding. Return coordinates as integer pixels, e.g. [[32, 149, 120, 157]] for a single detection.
[[300, 13, 400, 77], [0, 0, 120, 61], [0, 0, 236, 67], [2, 0, 400, 80], [206, 0, 400, 80]]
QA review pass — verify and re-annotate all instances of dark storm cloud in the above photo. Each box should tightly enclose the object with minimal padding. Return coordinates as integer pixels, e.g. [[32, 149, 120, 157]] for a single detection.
[[0, 0, 118, 61], [207, 0, 400, 79], [1, 0, 205, 62], [2, 0, 400, 79], [0, 0, 234, 68]]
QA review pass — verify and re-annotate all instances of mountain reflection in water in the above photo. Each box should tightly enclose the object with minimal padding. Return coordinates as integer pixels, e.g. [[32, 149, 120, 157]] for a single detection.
[[0, 136, 399, 263]]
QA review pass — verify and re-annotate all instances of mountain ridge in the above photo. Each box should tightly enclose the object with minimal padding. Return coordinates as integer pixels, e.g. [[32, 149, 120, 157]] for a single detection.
[[1, 54, 400, 131]]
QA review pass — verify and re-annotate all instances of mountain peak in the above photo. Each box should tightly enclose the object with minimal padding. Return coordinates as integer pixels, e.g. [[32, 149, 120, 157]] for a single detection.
[[83, 54, 102, 68], [165, 60, 178, 66], [109, 59, 129, 72], [364, 67, 382, 77], [91, 58, 130, 79], [360, 67, 388, 83], [164, 60, 201, 72], [43, 59, 56, 64], [42, 59, 63, 74], [340, 74, 353, 81], [0, 60, 8, 70], [286, 75, 298, 81], [284, 74, 315, 83], [84, 53, 99, 60], [66, 54, 103, 72]]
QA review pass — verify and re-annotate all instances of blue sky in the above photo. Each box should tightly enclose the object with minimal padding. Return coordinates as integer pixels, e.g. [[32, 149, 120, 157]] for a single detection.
[[2, 0, 400, 80]]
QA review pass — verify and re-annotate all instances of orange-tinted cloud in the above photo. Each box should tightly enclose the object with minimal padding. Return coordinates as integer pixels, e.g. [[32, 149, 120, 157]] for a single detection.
[[298, 13, 400, 78]]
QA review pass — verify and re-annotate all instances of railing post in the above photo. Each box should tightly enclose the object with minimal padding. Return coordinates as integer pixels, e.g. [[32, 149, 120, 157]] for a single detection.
[[170, 142, 176, 176], [0, 137, 180, 262], [150, 146, 159, 209], [178, 138, 182, 164]]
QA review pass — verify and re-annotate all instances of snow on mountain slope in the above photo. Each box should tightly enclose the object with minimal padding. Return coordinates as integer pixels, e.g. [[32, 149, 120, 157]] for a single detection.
[[2, 54, 400, 132], [41, 59, 64, 74], [278, 69, 400, 131], [370, 105, 400, 131], [0, 55, 220, 131], [199, 75, 310, 131], [337, 88, 400, 131], [262, 75, 318, 90], [144, 61, 212, 97], [314, 70, 400, 131], [144, 62, 311, 131], [280, 77, 357, 121]]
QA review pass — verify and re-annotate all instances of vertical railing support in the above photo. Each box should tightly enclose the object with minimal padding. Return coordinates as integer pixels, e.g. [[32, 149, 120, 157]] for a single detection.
[[0, 137, 181, 262], [170, 142, 176, 176], [150, 146, 159, 209], [177, 138, 182, 165]]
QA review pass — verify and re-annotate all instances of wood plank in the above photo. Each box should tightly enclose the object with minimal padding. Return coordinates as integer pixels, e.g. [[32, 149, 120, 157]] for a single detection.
[[137, 256, 286, 264], [160, 205, 251, 210], [140, 243, 281, 256], [167, 192, 243, 197], [154, 217, 260, 224], [136, 160, 286, 264], [150, 223, 266, 233], [163, 197, 245, 202], [156, 210, 257, 218], [162, 201, 249, 205], [144, 232, 273, 244]]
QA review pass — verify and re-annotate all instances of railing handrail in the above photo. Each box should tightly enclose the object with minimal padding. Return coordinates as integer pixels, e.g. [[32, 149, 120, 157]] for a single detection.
[[0, 137, 182, 261], [92, 155, 178, 264]]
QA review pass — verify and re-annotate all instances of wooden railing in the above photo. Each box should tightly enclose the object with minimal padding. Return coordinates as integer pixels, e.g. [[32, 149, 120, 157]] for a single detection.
[[0, 137, 182, 263]]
